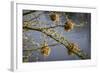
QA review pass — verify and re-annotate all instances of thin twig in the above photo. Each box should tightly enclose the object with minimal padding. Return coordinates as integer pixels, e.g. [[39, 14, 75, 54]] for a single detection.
[[23, 11, 36, 16], [45, 25, 64, 29], [23, 13, 44, 22]]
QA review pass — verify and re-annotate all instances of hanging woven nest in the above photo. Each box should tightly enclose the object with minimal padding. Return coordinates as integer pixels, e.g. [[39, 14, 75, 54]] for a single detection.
[[64, 19, 75, 32], [49, 13, 59, 22], [40, 42, 51, 57]]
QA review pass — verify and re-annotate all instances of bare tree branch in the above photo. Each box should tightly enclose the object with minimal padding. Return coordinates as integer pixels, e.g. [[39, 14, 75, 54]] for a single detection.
[[23, 26, 89, 59]]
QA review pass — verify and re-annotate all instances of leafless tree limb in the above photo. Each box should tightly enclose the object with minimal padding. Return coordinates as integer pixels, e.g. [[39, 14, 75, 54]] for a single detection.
[[23, 26, 89, 59]]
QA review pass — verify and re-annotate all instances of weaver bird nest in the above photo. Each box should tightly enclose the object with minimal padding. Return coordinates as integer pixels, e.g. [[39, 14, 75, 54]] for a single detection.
[[40, 42, 51, 57], [49, 13, 60, 23], [64, 19, 75, 32]]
